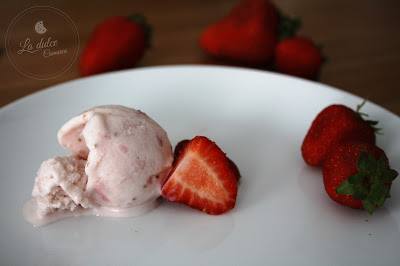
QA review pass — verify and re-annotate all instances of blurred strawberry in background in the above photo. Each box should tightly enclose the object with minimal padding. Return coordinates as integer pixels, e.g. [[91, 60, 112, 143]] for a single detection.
[[274, 36, 323, 79], [80, 14, 151, 76], [199, 0, 280, 65], [80, 0, 325, 80], [199, 0, 324, 79]]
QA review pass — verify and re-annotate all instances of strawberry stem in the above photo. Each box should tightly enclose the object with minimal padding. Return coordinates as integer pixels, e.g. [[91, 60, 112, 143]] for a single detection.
[[278, 11, 301, 40], [128, 13, 152, 48], [354, 100, 382, 134]]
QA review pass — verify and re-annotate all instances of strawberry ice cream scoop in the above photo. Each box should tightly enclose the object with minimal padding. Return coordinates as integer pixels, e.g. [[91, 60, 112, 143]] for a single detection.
[[58, 105, 173, 209], [24, 105, 173, 226]]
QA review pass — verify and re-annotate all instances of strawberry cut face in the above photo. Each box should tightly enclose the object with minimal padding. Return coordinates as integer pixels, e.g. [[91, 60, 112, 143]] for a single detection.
[[173, 139, 241, 181], [162, 136, 237, 215]]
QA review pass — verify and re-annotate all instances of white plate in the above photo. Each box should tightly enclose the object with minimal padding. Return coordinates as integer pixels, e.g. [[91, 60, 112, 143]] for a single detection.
[[1, 65, 400, 265]]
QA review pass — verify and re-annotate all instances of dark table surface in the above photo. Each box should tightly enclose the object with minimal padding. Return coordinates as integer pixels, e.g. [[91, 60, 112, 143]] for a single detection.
[[1, 0, 400, 115]]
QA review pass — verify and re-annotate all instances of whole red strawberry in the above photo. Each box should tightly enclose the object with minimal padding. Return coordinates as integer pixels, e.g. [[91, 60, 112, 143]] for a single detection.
[[162, 136, 238, 215], [274, 36, 322, 79], [80, 14, 151, 76], [199, 0, 279, 65], [301, 101, 378, 166], [323, 141, 397, 214]]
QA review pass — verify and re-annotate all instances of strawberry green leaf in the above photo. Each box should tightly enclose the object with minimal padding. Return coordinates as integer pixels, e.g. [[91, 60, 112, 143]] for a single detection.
[[375, 155, 386, 182], [369, 183, 386, 201], [352, 185, 368, 200], [336, 180, 355, 195], [376, 197, 386, 207], [356, 100, 367, 113], [356, 151, 371, 174], [367, 120, 379, 126], [367, 184, 388, 211], [365, 184, 389, 213], [381, 169, 398, 183], [129, 13, 152, 48], [354, 100, 382, 134], [365, 119, 382, 134], [366, 153, 378, 176], [356, 112, 369, 118], [368, 152, 377, 165], [375, 154, 397, 183], [362, 199, 374, 215], [383, 184, 390, 197], [348, 173, 365, 184], [377, 154, 388, 170], [278, 12, 301, 40]]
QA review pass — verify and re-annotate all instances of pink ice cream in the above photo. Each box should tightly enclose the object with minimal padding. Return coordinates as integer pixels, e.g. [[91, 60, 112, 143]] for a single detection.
[[24, 105, 173, 226], [32, 156, 90, 214]]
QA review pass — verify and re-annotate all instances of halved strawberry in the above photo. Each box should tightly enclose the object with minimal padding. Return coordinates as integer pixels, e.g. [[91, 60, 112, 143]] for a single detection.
[[162, 136, 238, 215], [173, 139, 241, 181]]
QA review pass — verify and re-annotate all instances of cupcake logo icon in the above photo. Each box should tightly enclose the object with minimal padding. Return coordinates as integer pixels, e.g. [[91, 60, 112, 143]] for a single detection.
[[5, 6, 80, 80], [34, 20, 47, 34]]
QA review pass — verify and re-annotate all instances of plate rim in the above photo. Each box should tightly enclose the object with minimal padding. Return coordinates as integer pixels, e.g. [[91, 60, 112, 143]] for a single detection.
[[2, 64, 398, 119]]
